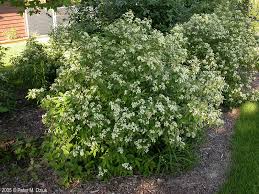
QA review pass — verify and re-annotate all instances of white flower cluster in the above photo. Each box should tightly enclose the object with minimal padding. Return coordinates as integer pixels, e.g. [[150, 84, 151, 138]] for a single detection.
[[178, 9, 259, 106], [97, 166, 108, 178], [27, 88, 45, 99], [122, 163, 132, 171]]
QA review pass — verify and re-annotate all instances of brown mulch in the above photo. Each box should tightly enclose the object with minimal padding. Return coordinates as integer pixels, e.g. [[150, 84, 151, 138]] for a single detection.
[[1, 74, 259, 194], [0, 93, 46, 142]]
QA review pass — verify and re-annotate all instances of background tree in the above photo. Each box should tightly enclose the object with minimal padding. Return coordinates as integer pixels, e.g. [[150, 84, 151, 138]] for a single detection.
[[0, 0, 78, 11]]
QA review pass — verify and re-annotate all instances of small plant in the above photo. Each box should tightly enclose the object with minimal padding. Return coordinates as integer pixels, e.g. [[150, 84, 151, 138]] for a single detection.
[[14, 137, 43, 180], [0, 78, 15, 113], [3, 28, 17, 40], [0, 137, 44, 182], [13, 137, 43, 160]]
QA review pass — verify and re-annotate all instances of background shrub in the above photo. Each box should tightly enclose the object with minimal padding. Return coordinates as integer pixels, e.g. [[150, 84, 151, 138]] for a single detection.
[[29, 12, 225, 183], [74, 0, 220, 33], [11, 38, 62, 89], [0, 74, 15, 113], [72, 0, 250, 33], [176, 7, 259, 106], [0, 46, 15, 113]]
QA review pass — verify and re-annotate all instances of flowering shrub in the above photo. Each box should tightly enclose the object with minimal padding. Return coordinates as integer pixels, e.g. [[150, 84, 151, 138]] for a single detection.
[[28, 12, 225, 183], [176, 7, 259, 106]]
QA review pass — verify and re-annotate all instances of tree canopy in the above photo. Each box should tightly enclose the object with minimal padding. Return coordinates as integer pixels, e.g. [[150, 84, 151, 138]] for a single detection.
[[0, 0, 78, 11], [0, 0, 257, 13]]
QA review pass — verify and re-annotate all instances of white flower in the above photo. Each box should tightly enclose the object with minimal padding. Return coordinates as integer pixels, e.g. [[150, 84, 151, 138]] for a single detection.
[[122, 163, 132, 171], [155, 121, 161, 128], [117, 147, 124, 154], [97, 166, 108, 178]]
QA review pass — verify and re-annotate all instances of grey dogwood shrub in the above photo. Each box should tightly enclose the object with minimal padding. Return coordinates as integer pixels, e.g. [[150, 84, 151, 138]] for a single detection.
[[28, 12, 225, 182], [176, 7, 258, 106]]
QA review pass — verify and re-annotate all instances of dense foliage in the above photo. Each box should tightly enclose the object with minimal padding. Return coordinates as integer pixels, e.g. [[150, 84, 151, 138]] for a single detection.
[[0, 75, 15, 113], [71, 0, 254, 33], [74, 0, 222, 32], [177, 7, 259, 106], [11, 38, 62, 89], [28, 12, 225, 183]]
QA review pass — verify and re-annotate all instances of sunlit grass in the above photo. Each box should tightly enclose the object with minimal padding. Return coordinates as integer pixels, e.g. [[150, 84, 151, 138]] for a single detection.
[[1, 41, 26, 66], [253, 21, 259, 30], [1, 38, 49, 66], [219, 102, 259, 194], [242, 102, 258, 114]]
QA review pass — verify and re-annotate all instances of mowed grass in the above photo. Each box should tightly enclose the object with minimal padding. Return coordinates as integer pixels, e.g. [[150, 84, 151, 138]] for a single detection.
[[1, 41, 26, 66], [219, 102, 259, 194]]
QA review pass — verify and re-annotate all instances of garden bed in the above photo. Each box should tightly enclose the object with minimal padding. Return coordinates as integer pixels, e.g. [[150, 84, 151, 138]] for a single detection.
[[0, 101, 238, 194], [2, 74, 259, 193]]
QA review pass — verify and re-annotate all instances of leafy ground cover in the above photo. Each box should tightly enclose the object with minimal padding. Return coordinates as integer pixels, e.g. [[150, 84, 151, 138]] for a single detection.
[[219, 101, 259, 194]]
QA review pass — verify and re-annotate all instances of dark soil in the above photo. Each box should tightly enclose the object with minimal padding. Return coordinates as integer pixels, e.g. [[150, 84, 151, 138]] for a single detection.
[[0, 92, 46, 142]]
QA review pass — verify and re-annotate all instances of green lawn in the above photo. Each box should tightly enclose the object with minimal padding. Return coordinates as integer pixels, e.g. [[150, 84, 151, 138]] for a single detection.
[[1, 41, 26, 66], [219, 102, 259, 194]]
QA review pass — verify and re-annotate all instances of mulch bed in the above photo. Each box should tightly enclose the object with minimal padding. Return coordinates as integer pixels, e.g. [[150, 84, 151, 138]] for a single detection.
[[1, 74, 259, 194]]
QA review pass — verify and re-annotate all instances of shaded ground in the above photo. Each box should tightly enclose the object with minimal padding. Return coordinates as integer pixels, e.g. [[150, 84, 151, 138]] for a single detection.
[[0, 74, 259, 194], [0, 91, 45, 142]]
